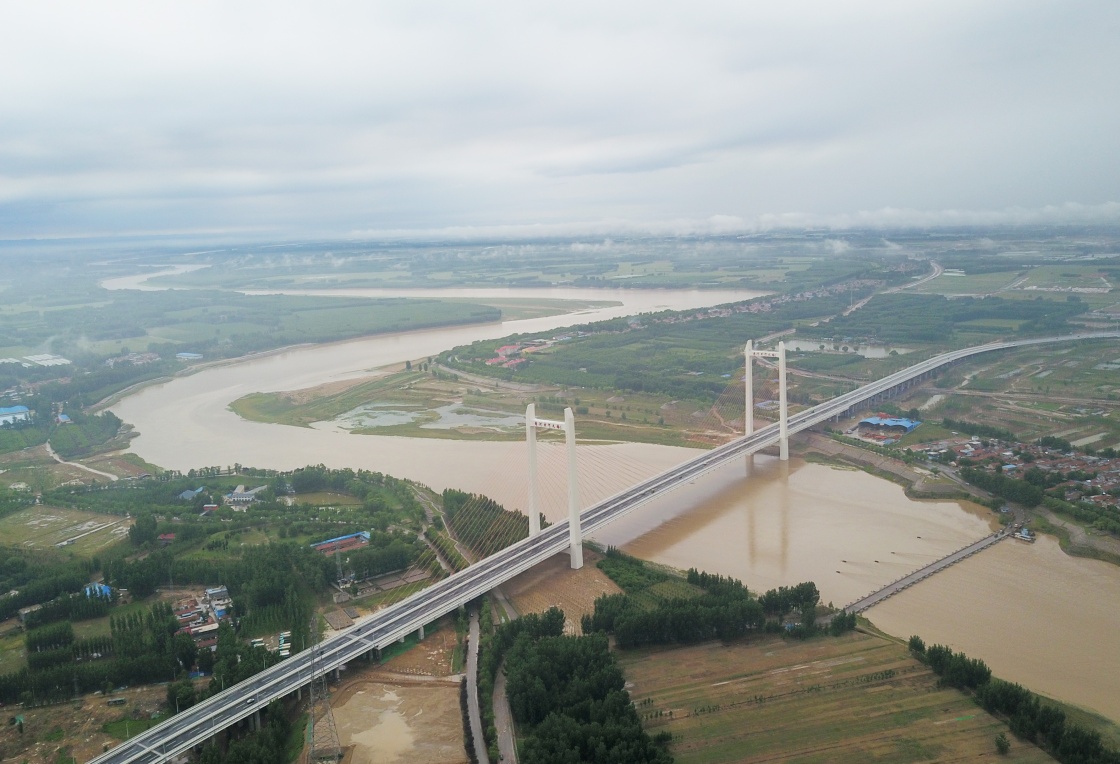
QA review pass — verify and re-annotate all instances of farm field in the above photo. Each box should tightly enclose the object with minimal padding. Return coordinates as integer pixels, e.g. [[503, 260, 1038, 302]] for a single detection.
[[0, 506, 129, 556], [620, 630, 1052, 763], [889, 339, 1120, 449], [913, 270, 1023, 296]]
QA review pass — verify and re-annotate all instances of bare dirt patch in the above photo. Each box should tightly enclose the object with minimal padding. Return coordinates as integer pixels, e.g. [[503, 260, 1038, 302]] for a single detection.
[[504, 549, 622, 634], [375, 620, 459, 677], [325, 664, 466, 764]]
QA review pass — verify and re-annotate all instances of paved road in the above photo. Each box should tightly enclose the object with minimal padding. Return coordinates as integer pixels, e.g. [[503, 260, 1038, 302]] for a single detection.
[[466, 610, 489, 764], [490, 591, 520, 764], [845, 530, 1011, 613], [493, 664, 518, 764]]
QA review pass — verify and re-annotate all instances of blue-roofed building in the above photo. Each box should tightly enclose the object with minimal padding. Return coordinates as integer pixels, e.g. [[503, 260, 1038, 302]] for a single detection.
[[0, 405, 30, 426], [859, 416, 921, 433], [84, 582, 112, 599], [178, 486, 206, 501]]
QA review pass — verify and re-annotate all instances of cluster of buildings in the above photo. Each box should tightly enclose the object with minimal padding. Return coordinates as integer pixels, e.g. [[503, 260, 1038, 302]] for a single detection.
[[176, 484, 267, 511], [104, 351, 161, 368], [225, 485, 267, 506], [174, 586, 234, 651], [483, 338, 568, 368], [916, 437, 1120, 509]]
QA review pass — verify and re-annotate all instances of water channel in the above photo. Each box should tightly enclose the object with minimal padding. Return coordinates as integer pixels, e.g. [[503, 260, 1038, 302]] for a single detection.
[[104, 278, 1120, 722]]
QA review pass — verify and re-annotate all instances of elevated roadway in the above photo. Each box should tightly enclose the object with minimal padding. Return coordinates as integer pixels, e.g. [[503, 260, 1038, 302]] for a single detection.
[[844, 530, 1012, 614], [89, 331, 1119, 764]]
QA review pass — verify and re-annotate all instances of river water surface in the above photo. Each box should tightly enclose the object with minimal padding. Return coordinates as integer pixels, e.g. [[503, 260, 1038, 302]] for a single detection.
[[105, 281, 1120, 722]]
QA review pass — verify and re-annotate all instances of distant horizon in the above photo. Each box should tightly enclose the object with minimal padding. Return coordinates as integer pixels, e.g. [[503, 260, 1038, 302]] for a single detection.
[[3, 204, 1120, 252], [3, 3, 1117, 240]]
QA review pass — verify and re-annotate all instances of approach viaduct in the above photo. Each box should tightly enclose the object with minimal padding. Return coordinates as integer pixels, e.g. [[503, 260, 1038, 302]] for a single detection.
[[88, 331, 1120, 764]]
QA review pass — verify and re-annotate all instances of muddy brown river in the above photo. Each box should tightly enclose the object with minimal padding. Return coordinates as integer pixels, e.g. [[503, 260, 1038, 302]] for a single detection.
[[105, 283, 1120, 723]]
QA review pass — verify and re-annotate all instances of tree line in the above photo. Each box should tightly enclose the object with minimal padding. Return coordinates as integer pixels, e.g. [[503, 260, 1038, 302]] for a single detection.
[[960, 467, 1044, 507], [0, 601, 203, 704], [941, 417, 1016, 443], [585, 550, 852, 648], [909, 636, 1119, 764], [479, 606, 673, 764], [442, 489, 544, 559]]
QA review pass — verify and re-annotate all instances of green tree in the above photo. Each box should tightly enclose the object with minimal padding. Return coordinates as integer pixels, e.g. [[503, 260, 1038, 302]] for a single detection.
[[128, 514, 158, 546], [995, 732, 1010, 755]]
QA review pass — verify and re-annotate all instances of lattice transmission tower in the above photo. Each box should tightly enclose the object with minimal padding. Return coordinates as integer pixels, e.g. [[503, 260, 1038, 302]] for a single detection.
[[306, 632, 342, 762]]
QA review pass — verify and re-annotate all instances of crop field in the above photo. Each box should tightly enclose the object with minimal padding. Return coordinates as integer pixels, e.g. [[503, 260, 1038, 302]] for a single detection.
[[0, 506, 130, 556], [1014, 264, 1113, 292], [621, 630, 1051, 763], [290, 491, 365, 506], [888, 339, 1120, 447], [913, 270, 1023, 296]]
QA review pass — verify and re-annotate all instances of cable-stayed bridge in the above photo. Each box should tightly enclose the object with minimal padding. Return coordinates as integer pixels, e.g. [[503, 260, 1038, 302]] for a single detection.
[[88, 331, 1119, 764]]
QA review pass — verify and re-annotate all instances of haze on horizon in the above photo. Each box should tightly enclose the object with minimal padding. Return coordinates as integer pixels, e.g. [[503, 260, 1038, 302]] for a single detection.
[[2, 1, 1118, 241]]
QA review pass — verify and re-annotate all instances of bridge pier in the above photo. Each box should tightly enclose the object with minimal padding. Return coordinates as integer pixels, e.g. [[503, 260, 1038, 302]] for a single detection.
[[778, 341, 788, 461], [526, 404, 584, 569], [418, 624, 425, 640], [565, 407, 584, 569], [744, 339, 789, 460], [525, 403, 542, 537]]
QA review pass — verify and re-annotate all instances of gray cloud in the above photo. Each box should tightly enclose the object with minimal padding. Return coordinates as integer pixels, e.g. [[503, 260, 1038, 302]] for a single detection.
[[1, 0, 1118, 237]]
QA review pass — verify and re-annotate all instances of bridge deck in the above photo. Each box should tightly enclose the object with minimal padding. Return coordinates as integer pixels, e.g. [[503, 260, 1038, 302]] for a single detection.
[[844, 531, 1010, 614]]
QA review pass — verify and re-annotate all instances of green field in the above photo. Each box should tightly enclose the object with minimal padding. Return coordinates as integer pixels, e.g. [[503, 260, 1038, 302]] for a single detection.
[[290, 491, 365, 506], [1016, 264, 1113, 291], [0, 506, 129, 556], [914, 270, 1024, 295], [103, 711, 172, 740], [621, 631, 1053, 763]]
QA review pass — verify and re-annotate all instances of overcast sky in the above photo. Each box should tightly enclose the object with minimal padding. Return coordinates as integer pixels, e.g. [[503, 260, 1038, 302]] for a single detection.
[[2, 1, 1118, 239]]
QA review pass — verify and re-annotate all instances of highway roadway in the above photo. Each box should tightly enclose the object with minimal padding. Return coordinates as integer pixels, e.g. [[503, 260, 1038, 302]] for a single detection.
[[87, 331, 1119, 764]]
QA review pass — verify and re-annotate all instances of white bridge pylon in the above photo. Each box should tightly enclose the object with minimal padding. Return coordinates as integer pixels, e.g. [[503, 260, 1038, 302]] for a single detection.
[[525, 404, 583, 569], [745, 339, 789, 461]]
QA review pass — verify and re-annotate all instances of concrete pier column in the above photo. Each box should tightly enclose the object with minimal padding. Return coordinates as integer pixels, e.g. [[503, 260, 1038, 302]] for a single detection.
[[526, 403, 541, 537], [778, 341, 789, 461], [744, 341, 754, 435], [565, 407, 583, 570], [418, 625, 425, 640]]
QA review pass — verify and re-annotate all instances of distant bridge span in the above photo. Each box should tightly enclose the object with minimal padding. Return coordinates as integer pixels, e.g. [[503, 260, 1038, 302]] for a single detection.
[[89, 331, 1119, 764]]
